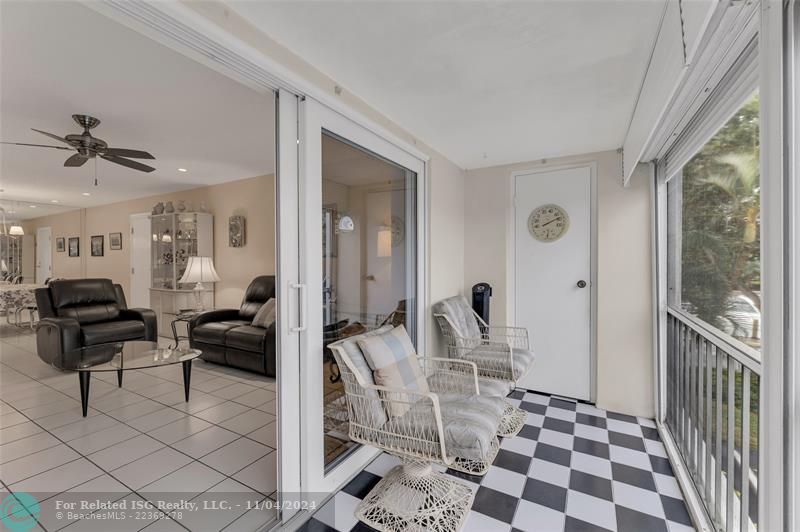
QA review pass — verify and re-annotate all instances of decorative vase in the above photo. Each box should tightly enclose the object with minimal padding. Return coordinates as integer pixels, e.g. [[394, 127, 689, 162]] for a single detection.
[[198, 201, 208, 213], [152, 202, 164, 215], [165, 201, 175, 213], [177, 200, 186, 212]]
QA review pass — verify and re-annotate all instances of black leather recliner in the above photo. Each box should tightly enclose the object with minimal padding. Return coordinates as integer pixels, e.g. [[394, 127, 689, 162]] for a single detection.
[[188, 275, 276, 377], [35, 278, 157, 366]]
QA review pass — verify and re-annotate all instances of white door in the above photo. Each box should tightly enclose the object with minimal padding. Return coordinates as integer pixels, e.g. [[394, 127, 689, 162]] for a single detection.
[[514, 165, 593, 400], [365, 189, 407, 323], [298, 96, 426, 497], [35, 227, 52, 283], [129, 213, 152, 308]]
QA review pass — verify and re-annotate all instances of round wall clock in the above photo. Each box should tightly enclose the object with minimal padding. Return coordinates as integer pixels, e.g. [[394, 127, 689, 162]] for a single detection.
[[528, 204, 569, 242], [391, 216, 405, 247]]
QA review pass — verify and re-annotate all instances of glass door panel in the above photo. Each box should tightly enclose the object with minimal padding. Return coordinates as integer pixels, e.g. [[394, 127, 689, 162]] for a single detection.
[[299, 97, 425, 497], [320, 131, 418, 469]]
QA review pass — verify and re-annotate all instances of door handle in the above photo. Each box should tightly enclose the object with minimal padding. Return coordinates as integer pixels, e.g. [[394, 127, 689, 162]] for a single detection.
[[577, 280, 587, 288], [290, 282, 307, 332]]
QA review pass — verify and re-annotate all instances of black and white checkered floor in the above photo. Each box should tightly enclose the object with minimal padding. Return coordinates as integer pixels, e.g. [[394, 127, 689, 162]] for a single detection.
[[300, 390, 694, 532]]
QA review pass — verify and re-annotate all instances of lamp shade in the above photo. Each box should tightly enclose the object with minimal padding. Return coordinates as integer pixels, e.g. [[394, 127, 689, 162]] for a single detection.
[[9, 225, 24, 236], [0, 260, 7, 273], [179, 256, 221, 284]]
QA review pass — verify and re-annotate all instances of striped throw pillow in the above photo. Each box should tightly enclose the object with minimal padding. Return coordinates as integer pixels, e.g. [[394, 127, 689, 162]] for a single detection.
[[357, 325, 429, 417]]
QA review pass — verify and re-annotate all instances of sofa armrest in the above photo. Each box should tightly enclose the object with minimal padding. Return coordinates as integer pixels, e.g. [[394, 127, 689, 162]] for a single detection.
[[120, 308, 158, 341], [36, 317, 81, 366], [188, 309, 241, 330]]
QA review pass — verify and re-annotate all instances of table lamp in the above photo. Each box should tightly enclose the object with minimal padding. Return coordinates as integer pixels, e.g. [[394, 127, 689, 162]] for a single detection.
[[179, 256, 220, 310]]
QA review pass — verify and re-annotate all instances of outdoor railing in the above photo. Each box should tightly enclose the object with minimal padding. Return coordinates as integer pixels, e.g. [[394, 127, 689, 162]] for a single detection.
[[666, 309, 760, 532]]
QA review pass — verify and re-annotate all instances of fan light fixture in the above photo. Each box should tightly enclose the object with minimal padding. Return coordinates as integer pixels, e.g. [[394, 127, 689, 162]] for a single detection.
[[1, 114, 156, 173]]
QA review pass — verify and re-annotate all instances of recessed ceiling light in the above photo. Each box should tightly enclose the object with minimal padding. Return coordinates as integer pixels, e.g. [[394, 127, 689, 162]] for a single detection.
[[178, 168, 187, 173], [7, 210, 15, 214], [51, 199, 59, 203], [29, 205, 36, 208], [82, 192, 91, 196]]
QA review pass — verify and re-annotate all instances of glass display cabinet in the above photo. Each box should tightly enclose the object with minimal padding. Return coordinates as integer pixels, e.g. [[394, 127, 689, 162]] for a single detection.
[[150, 212, 213, 338]]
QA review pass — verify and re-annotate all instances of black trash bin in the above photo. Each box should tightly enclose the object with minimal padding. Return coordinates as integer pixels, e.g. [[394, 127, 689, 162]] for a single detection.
[[471, 283, 492, 325]]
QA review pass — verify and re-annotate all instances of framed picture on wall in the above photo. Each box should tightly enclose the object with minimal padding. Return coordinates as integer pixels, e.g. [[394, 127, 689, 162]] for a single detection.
[[91, 235, 104, 257], [228, 216, 245, 247], [68, 237, 79, 257], [56, 237, 65, 252], [109, 232, 122, 250]]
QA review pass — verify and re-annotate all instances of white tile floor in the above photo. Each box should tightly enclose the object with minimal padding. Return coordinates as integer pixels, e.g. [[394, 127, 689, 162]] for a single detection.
[[0, 326, 278, 531]]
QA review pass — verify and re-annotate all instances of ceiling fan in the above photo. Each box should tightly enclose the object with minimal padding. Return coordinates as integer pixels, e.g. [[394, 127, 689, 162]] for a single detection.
[[1, 114, 156, 173]]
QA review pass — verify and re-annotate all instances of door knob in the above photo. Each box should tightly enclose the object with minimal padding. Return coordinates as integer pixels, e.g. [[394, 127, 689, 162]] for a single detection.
[[577, 280, 587, 288]]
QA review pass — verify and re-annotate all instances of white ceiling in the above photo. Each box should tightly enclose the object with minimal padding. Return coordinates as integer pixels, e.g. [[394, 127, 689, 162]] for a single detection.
[[228, 0, 665, 169], [0, 199, 78, 222], [323, 133, 407, 187], [0, 1, 275, 211]]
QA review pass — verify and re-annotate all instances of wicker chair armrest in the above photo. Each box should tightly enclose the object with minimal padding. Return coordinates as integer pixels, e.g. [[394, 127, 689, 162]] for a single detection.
[[416, 356, 480, 395], [480, 326, 530, 349], [357, 382, 450, 462]]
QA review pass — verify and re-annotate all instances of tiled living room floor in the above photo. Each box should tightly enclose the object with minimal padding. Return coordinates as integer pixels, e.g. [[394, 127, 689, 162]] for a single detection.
[[0, 325, 278, 532]]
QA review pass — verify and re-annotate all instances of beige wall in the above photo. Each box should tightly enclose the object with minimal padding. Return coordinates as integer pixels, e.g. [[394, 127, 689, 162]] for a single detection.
[[25, 175, 275, 309], [464, 151, 654, 417]]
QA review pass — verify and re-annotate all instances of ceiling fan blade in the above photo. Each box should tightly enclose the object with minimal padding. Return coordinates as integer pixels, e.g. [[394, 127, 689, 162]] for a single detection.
[[1, 141, 72, 150], [101, 154, 155, 173], [31, 128, 73, 146], [102, 147, 155, 159], [64, 153, 88, 167]]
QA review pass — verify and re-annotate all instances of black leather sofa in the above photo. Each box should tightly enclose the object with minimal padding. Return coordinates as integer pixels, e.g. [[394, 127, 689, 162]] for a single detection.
[[35, 278, 157, 366], [188, 275, 276, 377]]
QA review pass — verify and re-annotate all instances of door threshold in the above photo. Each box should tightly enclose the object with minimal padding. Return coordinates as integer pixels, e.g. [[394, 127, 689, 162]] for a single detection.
[[515, 387, 594, 405]]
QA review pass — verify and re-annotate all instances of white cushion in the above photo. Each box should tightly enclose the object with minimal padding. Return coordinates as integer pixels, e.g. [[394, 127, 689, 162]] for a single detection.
[[390, 394, 504, 461], [358, 325, 429, 417]]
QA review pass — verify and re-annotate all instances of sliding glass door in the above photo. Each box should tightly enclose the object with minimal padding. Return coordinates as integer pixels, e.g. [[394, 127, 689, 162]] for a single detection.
[[296, 98, 426, 497]]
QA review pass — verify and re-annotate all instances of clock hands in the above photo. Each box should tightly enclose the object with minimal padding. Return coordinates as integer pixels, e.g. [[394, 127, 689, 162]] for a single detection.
[[540, 216, 563, 228]]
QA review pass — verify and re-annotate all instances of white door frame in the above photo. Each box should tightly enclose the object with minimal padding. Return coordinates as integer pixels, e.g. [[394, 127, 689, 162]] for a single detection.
[[299, 96, 428, 497], [276, 89, 302, 523], [506, 161, 598, 402], [35, 226, 52, 283], [129, 213, 152, 308]]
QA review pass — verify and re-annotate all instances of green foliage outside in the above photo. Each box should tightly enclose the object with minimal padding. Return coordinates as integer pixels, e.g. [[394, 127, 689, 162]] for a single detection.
[[677, 93, 761, 347]]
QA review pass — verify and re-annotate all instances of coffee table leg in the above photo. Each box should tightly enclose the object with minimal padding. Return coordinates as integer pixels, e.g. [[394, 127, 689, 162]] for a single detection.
[[182, 360, 192, 402], [79, 372, 90, 417], [117, 369, 123, 388]]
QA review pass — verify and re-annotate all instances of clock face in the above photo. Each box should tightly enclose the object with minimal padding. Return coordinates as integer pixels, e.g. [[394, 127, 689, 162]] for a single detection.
[[528, 204, 569, 242], [391, 216, 405, 247]]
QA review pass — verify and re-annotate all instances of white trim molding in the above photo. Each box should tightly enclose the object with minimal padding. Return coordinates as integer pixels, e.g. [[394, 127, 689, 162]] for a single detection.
[[758, 1, 786, 531], [783, 1, 800, 530], [657, 424, 714, 532]]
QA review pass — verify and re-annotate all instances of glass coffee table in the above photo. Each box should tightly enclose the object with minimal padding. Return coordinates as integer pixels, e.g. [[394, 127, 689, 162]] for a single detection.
[[57, 341, 201, 417]]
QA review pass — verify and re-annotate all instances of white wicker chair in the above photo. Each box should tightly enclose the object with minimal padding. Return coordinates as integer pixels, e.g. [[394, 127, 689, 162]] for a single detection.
[[433, 296, 534, 436], [328, 333, 504, 532]]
